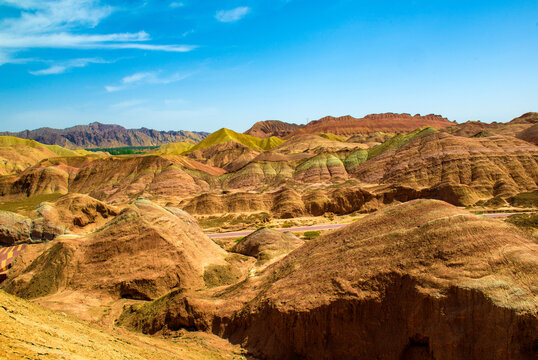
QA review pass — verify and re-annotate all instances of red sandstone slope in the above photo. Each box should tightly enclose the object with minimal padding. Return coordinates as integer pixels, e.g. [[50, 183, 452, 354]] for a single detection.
[[0, 154, 224, 203], [290, 113, 454, 137], [0, 200, 250, 321], [119, 200, 538, 360], [351, 132, 538, 205], [244, 120, 303, 139]]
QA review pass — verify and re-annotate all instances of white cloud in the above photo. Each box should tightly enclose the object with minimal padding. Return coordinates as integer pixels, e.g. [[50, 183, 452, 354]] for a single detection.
[[123, 72, 153, 84], [0, 0, 196, 65], [181, 29, 194, 37], [215, 7, 250, 22], [169, 2, 184, 8], [30, 65, 66, 75], [110, 99, 147, 109], [0, 50, 13, 65], [105, 85, 123, 92], [104, 43, 196, 52], [105, 71, 190, 92], [29, 57, 108, 75]]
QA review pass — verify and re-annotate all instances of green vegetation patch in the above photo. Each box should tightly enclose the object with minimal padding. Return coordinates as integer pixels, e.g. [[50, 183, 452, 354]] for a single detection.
[[474, 196, 508, 208], [0, 193, 64, 213], [199, 212, 271, 229], [203, 264, 241, 288], [303, 230, 321, 238], [508, 191, 538, 208], [366, 127, 437, 160], [505, 213, 538, 237], [85, 146, 158, 155]]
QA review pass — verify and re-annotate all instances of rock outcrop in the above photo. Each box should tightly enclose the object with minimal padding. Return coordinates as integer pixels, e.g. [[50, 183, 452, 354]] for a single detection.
[[37, 193, 119, 234], [291, 113, 454, 137], [244, 120, 303, 139], [0, 289, 248, 359], [0, 154, 223, 203], [0, 211, 63, 246], [352, 132, 538, 205], [1, 200, 239, 304], [120, 200, 538, 360], [232, 228, 304, 263]]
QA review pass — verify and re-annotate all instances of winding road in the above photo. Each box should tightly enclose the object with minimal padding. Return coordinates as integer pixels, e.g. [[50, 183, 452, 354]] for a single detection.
[[206, 212, 529, 239]]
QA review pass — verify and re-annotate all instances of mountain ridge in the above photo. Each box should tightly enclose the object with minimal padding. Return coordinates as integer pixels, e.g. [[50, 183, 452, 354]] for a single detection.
[[0, 122, 209, 149]]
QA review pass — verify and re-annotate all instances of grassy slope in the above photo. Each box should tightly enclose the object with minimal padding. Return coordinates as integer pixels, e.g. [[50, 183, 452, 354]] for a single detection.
[[0, 136, 90, 157], [0, 136, 92, 176], [186, 128, 284, 153], [0, 289, 247, 359], [153, 142, 194, 155], [366, 127, 437, 160], [318, 133, 347, 142]]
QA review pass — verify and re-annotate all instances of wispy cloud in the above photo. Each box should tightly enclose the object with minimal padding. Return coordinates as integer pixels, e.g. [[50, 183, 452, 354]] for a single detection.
[[170, 2, 184, 8], [30, 57, 108, 75], [215, 7, 250, 22], [0, 0, 196, 65], [105, 71, 190, 92], [110, 99, 147, 110], [30, 65, 66, 75]]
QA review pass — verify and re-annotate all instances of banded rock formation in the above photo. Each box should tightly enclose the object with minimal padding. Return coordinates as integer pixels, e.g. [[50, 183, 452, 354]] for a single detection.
[[352, 132, 538, 205], [119, 200, 538, 360], [1, 200, 248, 316], [244, 120, 303, 139], [291, 113, 454, 137]]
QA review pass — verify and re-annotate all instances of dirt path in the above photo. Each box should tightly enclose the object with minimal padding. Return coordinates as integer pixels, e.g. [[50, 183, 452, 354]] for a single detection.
[[207, 212, 531, 238]]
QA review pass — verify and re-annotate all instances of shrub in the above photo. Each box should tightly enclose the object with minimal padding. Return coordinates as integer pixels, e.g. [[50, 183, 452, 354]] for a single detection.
[[304, 231, 321, 238]]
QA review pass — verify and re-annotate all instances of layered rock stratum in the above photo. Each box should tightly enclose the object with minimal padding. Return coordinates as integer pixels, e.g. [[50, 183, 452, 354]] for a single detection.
[[244, 120, 303, 138], [119, 200, 538, 360], [1, 200, 251, 319], [0, 111, 537, 359], [291, 113, 454, 136]]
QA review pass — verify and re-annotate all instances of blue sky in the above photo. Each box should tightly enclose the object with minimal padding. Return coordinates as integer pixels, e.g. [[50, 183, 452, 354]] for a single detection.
[[0, 0, 536, 132]]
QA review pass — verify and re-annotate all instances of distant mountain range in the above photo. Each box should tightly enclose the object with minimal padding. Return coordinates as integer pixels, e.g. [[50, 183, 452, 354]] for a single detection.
[[0, 122, 209, 149]]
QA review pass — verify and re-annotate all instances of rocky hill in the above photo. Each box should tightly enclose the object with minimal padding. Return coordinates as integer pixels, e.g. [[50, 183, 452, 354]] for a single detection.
[[291, 113, 454, 137], [244, 120, 303, 138], [0, 289, 247, 359], [118, 199, 538, 360], [1, 199, 252, 320], [0, 122, 208, 149], [185, 128, 284, 171], [351, 132, 538, 205], [0, 136, 90, 176]]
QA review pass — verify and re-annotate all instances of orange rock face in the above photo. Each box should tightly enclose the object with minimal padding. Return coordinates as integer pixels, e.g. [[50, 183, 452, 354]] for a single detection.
[[352, 133, 538, 205], [1, 200, 234, 306], [244, 120, 303, 138], [119, 200, 538, 360], [291, 113, 454, 136], [0, 154, 222, 203]]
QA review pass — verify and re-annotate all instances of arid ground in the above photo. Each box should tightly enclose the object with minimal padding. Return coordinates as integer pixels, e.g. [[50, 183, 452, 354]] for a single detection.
[[0, 112, 537, 359]]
